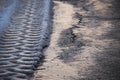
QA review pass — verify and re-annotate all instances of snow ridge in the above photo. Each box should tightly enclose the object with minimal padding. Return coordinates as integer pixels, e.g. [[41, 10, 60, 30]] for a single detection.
[[38, 0, 52, 49]]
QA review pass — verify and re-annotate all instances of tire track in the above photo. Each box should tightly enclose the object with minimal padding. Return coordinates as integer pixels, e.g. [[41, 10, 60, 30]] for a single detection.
[[0, 0, 51, 80], [0, 0, 18, 34]]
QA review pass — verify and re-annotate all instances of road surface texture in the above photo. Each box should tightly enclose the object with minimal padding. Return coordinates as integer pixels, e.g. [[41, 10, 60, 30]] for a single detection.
[[0, 0, 52, 80], [33, 0, 120, 80], [0, 0, 120, 80]]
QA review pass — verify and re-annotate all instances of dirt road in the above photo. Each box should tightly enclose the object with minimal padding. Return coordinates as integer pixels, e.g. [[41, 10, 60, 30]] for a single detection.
[[0, 0, 120, 80], [33, 0, 120, 80]]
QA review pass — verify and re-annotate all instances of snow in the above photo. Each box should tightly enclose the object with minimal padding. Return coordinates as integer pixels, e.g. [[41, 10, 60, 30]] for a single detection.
[[0, 0, 18, 34], [38, 0, 52, 49]]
